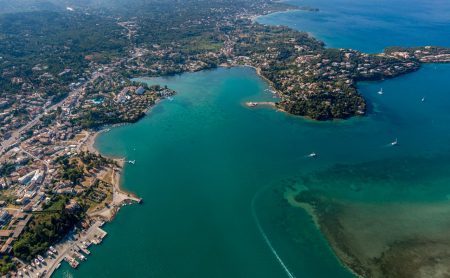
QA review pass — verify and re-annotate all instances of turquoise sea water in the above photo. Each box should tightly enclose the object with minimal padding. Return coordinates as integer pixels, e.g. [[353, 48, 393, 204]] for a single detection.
[[55, 1, 450, 277]]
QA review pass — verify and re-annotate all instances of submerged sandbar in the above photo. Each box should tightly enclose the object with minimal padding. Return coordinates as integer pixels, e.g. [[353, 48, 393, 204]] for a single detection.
[[287, 155, 450, 277]]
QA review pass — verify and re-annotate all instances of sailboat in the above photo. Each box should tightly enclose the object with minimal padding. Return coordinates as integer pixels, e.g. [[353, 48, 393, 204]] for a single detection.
[[307, 152, 317, 158], [378, 88, 384, 95], [390, 138, 398, 146]]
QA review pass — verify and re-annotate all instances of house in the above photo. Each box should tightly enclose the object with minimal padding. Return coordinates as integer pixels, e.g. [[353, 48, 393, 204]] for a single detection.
[[135, 86, 146, 95], [0, 210, 11, 225], [18, 170, 37, 185]]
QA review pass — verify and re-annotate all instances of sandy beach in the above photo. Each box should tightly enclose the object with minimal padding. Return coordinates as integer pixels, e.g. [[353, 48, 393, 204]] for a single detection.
[[81, 130, 142, 220], [37, 130, 142, 277]]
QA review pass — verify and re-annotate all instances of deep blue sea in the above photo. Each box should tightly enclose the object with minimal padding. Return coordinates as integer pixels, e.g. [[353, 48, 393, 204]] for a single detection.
[[55, 1, 450, 277], [258, 0, 450, 53]]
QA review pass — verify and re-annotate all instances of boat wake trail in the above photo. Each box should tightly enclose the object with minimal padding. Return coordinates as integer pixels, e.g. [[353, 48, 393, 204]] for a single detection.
[[251, 186, 296, 278]]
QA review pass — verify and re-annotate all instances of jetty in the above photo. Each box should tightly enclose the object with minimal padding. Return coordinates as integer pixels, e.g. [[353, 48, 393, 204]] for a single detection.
[[245, 101, 276, 108], [20, 220, 109, 278]]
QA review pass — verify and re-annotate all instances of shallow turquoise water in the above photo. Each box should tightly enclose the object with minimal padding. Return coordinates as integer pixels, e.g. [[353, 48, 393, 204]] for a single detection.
[[54, 64, 450, 278], [54, 0, 450, 276], [55, 67, 353, 278]]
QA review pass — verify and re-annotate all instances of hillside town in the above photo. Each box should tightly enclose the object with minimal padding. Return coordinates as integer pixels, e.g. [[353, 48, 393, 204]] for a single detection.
[[0, 50, 173, 275]]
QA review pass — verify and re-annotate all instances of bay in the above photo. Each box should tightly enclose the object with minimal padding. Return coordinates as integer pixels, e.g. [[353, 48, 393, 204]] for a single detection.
[[258, 0, 450, 53], [55, 0, 450, 277]]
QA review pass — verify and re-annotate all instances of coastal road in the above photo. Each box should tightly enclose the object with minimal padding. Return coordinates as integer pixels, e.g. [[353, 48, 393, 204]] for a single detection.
[[19, 147, 49, 168], [42, 221, 104, 278]]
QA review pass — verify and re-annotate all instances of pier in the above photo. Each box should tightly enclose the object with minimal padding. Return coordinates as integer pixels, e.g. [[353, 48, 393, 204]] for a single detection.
[[18, 221, 108, 278], [245, 101, 276, 108]]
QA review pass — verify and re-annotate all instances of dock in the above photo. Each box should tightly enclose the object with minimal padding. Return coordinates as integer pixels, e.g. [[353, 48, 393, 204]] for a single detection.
[[21, 220, 110, 278], [245, 101, 276, 108]]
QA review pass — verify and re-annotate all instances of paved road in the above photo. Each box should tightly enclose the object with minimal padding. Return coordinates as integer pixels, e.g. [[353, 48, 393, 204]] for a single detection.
[[0, 72, 104, 156], [19, 221, 104, 278]]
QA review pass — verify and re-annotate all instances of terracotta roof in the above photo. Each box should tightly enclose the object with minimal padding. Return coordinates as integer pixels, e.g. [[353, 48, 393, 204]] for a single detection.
[[0, 230, 13, 237]]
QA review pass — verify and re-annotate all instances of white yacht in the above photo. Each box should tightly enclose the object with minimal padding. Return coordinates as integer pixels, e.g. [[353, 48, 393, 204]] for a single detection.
[[378, 88, 384, 95], [391, 138, 398, 146]]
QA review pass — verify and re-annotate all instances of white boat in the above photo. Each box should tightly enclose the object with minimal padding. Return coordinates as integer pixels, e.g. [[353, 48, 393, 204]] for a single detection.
[[307, 152, 317, 158], [421, 97, 425, 102], [167, 96, 174, 101], [49, 246, 57, 254], [390, 138, 398, 146], [378, 88, 384, 95], [128, 160, 136, 165]]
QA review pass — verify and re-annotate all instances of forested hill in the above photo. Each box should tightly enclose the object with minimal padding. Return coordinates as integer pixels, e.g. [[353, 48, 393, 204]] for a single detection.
[[0, 0, 62, 14], [0, 0, 286, 14]]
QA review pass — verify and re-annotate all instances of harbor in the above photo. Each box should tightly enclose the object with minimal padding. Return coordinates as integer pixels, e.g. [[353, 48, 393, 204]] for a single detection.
[[17, 221, 108, 278]]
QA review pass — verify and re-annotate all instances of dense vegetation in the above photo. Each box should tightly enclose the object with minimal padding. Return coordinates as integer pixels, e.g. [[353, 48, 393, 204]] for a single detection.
[[0, 10, 128, 99], [0, 162, 15, 178], [0, 255, 14, 275], [12, 196, 85, 262], [78, 151, 113, 170], [56, 156, 85, 185]]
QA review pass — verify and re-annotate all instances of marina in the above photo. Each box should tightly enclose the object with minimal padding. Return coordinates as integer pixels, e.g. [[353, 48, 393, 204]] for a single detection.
[[19, 221, 108, 277]]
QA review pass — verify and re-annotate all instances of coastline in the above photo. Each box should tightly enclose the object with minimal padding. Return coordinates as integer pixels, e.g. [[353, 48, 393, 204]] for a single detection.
[[40, 128, 142, 278], [241, 65, 353, 122], [40, 94, 172, 277], [80, 94, 171, 215], [46, 3, 450, 277], [5, 0, 450, 277], [82, 128, 142, 212], [238, 65, 287, 114], [244, 65, 278, 92], [37, 129, 140, 277]]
